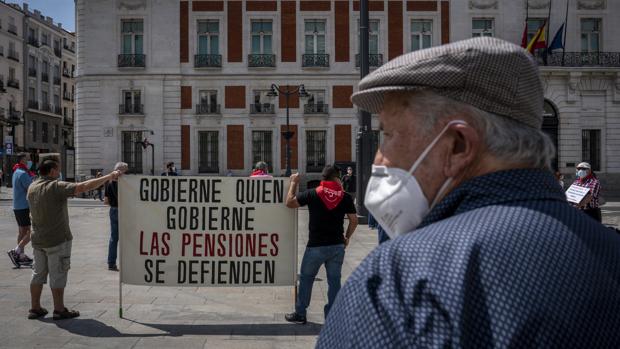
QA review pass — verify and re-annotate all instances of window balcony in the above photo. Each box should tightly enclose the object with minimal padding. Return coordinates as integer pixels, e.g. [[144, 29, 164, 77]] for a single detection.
[[7, 50, 19, 62], [117, 54, 146, 68], [195, 103, 221, 115], [54, 106, 62, 115], [539, 52, 620, 67], [28, 100, 39, 110], [248, 54, 276, 68], [41, 73, 49, 83], [62, 69, 71, 78], [355, 53, 384, 68], [28, 69, 37, 78], [119, 104, 144, 115], [53, 77, 61, 85], [194, 54, 222, 68], [250, 103, 275, 114], [64, 116, 73, 126], [28, 37, 40, 47], [304, 103, 329, 115], [8, 24, 17, 35], [41, 41, 49, 48], [0, 80, 5, 93], [302, 54, 330, 68], [7, 79, 19, 89], [54, 48, 62, 58], [63, 44, 75, 53], [63, 91, 72, 101], [8, 109, 22, 122], [41, 103, 52, 112]]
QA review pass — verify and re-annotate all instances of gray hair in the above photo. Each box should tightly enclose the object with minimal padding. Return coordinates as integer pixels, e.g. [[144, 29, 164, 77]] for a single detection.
[[255, 161, 269, 172], [114, 162, 129, 172], [408, 91, 555, 170]]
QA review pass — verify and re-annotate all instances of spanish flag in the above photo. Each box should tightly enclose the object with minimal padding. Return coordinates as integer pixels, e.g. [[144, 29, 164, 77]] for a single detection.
[[526, 21, 547, 53]]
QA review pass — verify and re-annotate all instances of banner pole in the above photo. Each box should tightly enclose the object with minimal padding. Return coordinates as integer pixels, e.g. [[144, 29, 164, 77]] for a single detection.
[[294, 206, 299, 308], [118, 179, 123, 319]]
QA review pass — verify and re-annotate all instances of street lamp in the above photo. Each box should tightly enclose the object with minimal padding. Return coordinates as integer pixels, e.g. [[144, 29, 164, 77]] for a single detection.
[[135, 138, 155, 175], [267, 84, 309, 177]]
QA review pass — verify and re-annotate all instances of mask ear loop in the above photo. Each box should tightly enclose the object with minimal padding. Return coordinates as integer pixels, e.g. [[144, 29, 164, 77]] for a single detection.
[[407, 120, 468, 175]]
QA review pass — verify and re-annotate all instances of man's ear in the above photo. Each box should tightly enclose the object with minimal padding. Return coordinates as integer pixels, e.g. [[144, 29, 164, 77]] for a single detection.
[[443, 124, 481, 178]]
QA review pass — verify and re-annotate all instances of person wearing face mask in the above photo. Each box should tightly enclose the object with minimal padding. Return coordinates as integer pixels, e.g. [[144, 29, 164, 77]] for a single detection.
[[7, 153, 36, 268], [570, 162, 602, 222], [26, 158, 122, 320], [317, 37, 620, 348]]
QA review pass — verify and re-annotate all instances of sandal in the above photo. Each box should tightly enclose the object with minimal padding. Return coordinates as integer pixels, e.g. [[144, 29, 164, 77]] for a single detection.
[[28, 307, 48, 320], [53, 308, 80, 320]]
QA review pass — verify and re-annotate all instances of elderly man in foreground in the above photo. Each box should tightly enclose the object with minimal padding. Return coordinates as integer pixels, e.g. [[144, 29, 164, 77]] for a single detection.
[[317, 37, 620, 348]]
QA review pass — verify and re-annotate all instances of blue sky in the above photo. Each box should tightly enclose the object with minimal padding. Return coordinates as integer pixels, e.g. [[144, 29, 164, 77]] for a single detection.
[[12, 0, 75, 32]]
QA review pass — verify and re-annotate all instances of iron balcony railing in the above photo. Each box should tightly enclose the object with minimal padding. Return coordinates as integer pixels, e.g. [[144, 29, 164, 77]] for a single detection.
[[28, 100, 39, 110], [8, 109, 21, 121], [7, 49, 19, 62], [248, 54, 276, 67], [304, 103, 329, 114], [119, 104, 144, 114], [7, 78, 19, 89], [194, 54, 222, 68], [8, 24, 17, 35], [118, 54, 146, 67], [28, 37, 40, 47], [250, 103, 275, 114], [41, 103, 52, 112], [63, 44, 75, 53], [28, 68, 37, 77], [53, 76, 61, 85], [537, 52, 620, 67], [62, 69, 71, 77], [355, 53, 384, 68], [63, 91, 72, 101], [302, 54, 330, 67], [41, 73, 49, 83], [54, 106, 62, 115], [195, 104, 221, 114]]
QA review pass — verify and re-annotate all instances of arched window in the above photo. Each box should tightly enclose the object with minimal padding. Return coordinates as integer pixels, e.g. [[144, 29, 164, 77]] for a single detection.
[[542, 100, 559, 170]]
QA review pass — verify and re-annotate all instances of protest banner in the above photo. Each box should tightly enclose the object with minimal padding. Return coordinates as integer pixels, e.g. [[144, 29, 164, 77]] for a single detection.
[[565, 184, 591, 205], [118, 176, 297, 315]]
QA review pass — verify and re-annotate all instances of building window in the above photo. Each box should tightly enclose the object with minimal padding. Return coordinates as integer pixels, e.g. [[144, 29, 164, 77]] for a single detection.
[[197, 20, 219, 54], [53, 125, 59, 144], [41, 32, 49, 46], [251, 90, 275, 113], [121, 19, 144, 55], [252, 131, 273, 171], [121, 90, 142, 114], [31, 120, 37, 142], [197, 90, 218, 114], [305, 20, 326, 54], [9, 67, 15, 80], [122, 131, 143, 174], [304, 90, 327, 114], [42, 122, 49, 143], [411, 20, 432, 51], [581, 18, 601, 52], [472, 19, 494, 37], [582, 129, 601, 171], [199, 131, 219, 173], [42, 60, 49, 82], [42, 91, 49, 109], [306, 130, 326, 173], [251, 20, 273, 54], [29, 87, 36, 103], [356, 19, 379, 54]]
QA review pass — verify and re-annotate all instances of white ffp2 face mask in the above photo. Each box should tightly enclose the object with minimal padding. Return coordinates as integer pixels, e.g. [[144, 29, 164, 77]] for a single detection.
[[364, 120, 466, 239]]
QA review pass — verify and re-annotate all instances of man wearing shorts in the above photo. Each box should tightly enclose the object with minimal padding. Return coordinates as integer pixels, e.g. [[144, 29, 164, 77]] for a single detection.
[[27, 158, 121, 320], [8, 153, 34, 267]]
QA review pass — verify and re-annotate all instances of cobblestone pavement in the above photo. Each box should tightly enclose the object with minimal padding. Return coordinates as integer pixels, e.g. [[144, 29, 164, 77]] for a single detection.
[[0, 187, 617, 348]]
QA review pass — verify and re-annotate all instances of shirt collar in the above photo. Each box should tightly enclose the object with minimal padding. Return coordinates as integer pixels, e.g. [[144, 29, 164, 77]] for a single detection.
[[418, 168, 566, 229]]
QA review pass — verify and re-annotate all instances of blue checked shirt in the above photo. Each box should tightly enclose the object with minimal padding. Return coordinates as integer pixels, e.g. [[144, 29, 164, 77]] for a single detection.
[[317, 169, 620, 348]]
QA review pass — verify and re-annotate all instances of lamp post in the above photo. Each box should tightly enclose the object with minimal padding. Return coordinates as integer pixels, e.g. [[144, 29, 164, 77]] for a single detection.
[[267, 84, 308, 177], [135, 138, 154, 175]]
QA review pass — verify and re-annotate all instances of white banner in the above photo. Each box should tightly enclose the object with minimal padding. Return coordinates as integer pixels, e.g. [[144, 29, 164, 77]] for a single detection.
[[565, 184, 591, 205], [119, 176, 297, 287]]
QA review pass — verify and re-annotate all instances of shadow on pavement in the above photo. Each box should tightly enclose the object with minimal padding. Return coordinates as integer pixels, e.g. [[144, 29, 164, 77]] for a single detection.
[[41, 318, 322, 337]]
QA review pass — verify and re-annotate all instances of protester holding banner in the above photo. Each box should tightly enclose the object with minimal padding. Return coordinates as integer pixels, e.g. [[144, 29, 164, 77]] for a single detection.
[[317, 37, 620, 347], [250, 161, 272, 178], [27, 158, 121, 320], [284, 165, 357, 325], [105, 162, 128, 271], [7, 152, 35, 268], [570, 162, 602, 222]]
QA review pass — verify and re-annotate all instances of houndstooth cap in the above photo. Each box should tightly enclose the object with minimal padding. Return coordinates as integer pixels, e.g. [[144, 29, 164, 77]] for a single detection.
[[351, 37, 544, 129]]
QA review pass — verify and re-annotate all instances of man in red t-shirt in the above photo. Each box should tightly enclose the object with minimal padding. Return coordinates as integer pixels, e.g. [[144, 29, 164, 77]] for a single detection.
[[284, 165, 358, 324]]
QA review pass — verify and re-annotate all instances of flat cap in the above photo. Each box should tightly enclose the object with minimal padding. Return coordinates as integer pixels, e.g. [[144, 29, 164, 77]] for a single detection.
[[351, 37, 544, 129]]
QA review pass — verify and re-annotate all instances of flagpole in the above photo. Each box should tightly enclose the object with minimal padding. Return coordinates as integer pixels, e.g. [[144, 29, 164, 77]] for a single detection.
[[562, 0, 569, 66]]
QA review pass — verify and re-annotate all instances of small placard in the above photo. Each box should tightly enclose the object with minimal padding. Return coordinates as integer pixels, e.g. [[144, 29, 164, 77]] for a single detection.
[[565, 184, 591, 205]]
